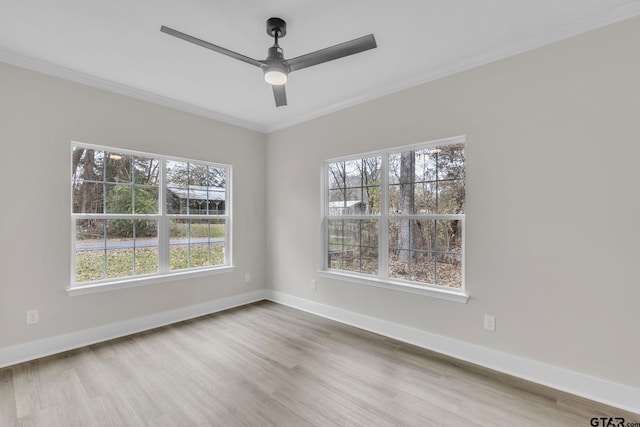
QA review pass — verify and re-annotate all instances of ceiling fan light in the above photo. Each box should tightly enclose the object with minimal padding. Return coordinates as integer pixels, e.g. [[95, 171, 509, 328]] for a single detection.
[[264, 69, 288, 85]]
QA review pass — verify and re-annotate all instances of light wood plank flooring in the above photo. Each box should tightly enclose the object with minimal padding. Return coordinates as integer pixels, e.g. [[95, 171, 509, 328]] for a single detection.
[[1, 301, 637, 426]]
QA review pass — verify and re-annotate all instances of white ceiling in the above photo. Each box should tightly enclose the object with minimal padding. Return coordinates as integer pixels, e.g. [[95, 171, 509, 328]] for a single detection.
[[1, 0, 639, 132]]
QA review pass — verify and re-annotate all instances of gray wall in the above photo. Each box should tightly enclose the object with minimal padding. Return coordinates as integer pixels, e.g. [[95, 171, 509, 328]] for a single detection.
[[266, 16, 640, 388], [0, 62, 266, 347]]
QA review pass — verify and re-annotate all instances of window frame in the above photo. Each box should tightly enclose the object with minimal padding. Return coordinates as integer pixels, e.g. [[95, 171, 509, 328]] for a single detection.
[[69, 142, 233, 295], [320, 135, 468, 303]]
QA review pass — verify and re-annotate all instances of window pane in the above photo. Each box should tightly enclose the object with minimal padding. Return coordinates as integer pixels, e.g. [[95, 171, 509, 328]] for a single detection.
[[436, 254, 462, 288], [72, 181, 104, 213], [134, 219, 158, 275], [327, 219, 377, 275], [188, 186, 210, 215], [344, 160, 362, 188], [411, 251, 436, 284], [393, 151, 415, 184], [389, 219, 412, 251], [189, 219, 210, 268], [388, 153, 401, 185], [167, 185, 226, 216], [208, 187, 226, 215], [166, 161, 189, 187], [361, 220, 378, 248], [105, 153, 132, 183], [106, 248, 134, 279], [328, 189, 346, 212], [362, 186, 381, 215], [388, 219, 462, 287], [388, 184, 401, 215], [437, 180, 465, 214], [169, 218, 189, 270], [169, 218, 226, 271], [414, 148, 437, 183], [327, 220, 344, 245], [412, 220, 436, 252], [328, 198, 367, 216], [342, 246, 361, 273], [327, 162, 346, 189], [328, 158, 381, 216], [188, 164, 208, 186], [328, 244, 345, 270], [189, 243, 209, 268], [389, 249, 410, 281], [134, 186, 159, 214], [166, 187, 186, 214], [135, 247, 158, 275], [363, 157, 382, 184], [436, 220, 462, 253], [106, 219, 134, 279], [210, 218, 226, 267], [389, 181, 414, 215], [413, 182, 436, 215], [105, 184, 133, 213], [133, 157, 160, 185], [208, 166, 226, 187], [75, 219, 105, 282], [435, 143, 465, 181], [361, 247, 378, 275], [72, 148, 104, 181], [166, 162, 227, 216]]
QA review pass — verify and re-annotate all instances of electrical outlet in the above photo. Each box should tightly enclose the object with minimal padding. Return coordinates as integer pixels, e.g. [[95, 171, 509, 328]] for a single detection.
[[26, 309, 39, 325], [484, 315, 496, 331], [245, 273, 251, 283], [311, 279, 317, 290]]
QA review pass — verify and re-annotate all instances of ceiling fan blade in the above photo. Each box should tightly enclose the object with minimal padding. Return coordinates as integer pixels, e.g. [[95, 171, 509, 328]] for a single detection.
[[272, 84, 287, 107], [287, 34, 376, 72], [161, 26, 263, 68]]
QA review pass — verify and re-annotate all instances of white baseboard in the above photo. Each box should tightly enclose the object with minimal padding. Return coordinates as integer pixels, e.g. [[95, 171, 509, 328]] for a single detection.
[[0, 290, 266, 369], [265, 290, 640, 415], [2, 288, 637, 414]]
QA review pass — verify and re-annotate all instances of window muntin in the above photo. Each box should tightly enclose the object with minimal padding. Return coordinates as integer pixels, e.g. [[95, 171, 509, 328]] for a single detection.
[[324, 137, 465, 290], [166, 161, 227, 215], [327, 156, 381, 215], [388, 219, 463, 287], [328, 219, 379, 275], [71, 143, 231, 287], [168, 218, 226, 271]]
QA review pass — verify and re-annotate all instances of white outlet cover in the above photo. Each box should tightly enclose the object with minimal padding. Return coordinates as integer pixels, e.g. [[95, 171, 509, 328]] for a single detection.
[[26, 309, 39, 324], [484, 315, 496, 331]]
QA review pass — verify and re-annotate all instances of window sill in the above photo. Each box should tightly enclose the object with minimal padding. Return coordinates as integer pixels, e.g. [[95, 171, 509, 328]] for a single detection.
[[317, 270, 469, 303], [67, 266, 235, 296]]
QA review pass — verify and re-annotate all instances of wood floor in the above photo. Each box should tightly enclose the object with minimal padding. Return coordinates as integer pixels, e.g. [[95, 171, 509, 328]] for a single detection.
[[1, 301, 637, 426]]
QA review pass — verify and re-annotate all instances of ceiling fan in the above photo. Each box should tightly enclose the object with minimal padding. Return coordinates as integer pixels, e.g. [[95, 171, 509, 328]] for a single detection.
[[160, 18, 377, 107]]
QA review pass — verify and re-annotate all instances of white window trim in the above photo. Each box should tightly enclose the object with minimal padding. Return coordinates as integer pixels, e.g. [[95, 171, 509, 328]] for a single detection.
[[67, 266, 235, 296], [69, 142, 233, 295], [321, 135, 468, 303]]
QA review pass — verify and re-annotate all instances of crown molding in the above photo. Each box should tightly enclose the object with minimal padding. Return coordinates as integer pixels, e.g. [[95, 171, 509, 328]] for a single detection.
[[0, 48, 267, 133]]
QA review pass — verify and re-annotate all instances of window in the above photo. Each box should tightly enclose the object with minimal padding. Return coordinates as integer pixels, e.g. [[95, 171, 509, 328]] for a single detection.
[[324, 136, 465, 295], [71, 143, 231, 290]]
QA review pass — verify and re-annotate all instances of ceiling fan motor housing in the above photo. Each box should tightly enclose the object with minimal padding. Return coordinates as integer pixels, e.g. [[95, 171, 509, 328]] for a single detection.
[[266, 17, 287, 38]]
